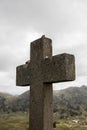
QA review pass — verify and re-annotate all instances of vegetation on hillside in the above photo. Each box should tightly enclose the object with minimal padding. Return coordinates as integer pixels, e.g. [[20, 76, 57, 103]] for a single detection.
[[0, 112, 29, 130], [0, 85, 87, 119], [53, 85, 87, 119], [0, 85, 87, 130]]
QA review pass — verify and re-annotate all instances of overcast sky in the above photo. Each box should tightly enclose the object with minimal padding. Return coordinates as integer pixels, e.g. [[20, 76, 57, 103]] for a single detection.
[[0, 0, 87, 95]]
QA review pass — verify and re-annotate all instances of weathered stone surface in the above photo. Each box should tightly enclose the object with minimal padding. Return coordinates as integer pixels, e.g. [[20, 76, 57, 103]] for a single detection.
[[29, 83, 53, 130], [30, 36, 52, 62], [43, 53, 75, 83], [17, 53, 75, 86], [16, 35, 75, 130], [29, 36, 53, 130], [16, 63, 30, 86]]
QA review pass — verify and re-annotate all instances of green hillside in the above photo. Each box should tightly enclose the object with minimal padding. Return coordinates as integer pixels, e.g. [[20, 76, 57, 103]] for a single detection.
[[0, 85, 87, 130], [53, 85, 87, 118], [0, 85, 87, 119]]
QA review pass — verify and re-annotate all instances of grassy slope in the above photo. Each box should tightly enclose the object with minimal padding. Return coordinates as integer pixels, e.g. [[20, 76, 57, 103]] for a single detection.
[[0, 112, 86, 130], [0, 112, 29, 130]]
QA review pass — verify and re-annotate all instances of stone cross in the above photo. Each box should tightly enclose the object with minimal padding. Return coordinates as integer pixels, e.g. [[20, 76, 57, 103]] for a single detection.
[[16, 36, 75, 130]]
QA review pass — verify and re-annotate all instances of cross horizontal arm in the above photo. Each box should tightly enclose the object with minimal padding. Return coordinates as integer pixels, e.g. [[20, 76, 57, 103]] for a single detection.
[[43, 53, 75, 83], [16, 63, 30, 86]]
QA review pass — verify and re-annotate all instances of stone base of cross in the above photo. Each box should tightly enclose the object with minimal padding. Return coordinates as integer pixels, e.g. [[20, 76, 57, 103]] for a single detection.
[[16, 36, 75, 130]]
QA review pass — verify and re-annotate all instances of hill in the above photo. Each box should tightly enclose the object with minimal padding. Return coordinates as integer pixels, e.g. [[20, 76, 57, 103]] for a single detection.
[[9, 91, 30, 112], [0, 85, 87, 119], [53, 85, 87, 118]]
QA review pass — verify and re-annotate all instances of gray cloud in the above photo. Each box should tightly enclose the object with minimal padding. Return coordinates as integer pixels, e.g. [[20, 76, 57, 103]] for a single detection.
[[0, 0, 87, 94], [0, 0, 86, 33]]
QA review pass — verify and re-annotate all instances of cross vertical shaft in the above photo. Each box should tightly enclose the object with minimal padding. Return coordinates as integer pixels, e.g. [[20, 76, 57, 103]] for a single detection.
[[30, 37, 53, 130]]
